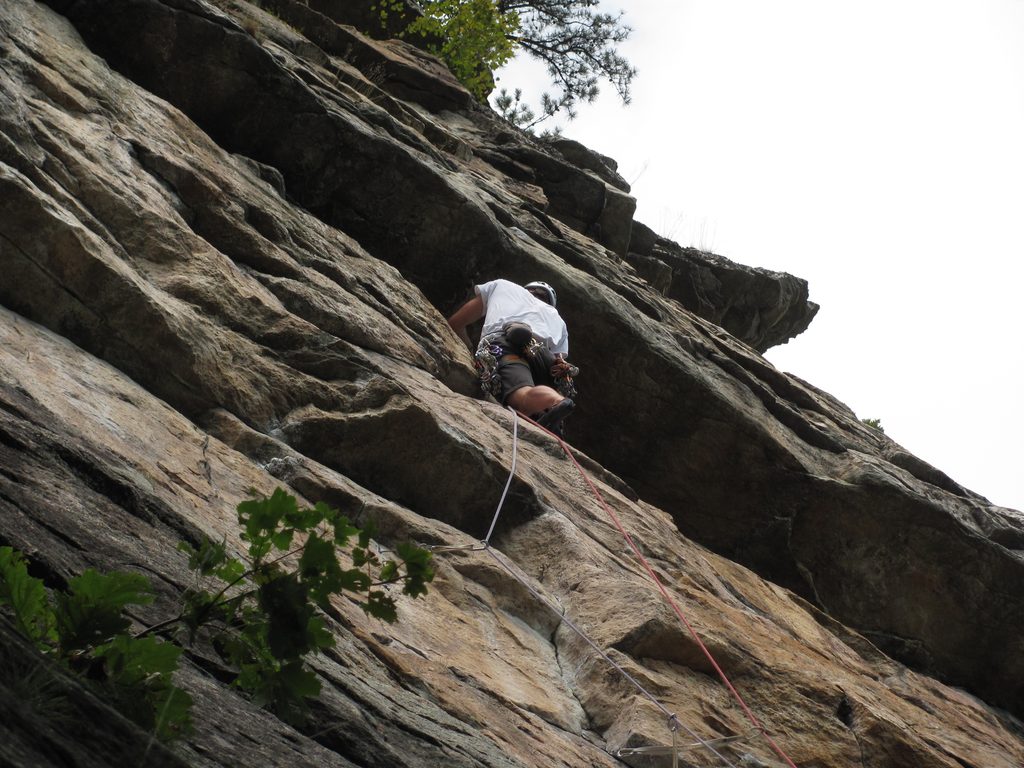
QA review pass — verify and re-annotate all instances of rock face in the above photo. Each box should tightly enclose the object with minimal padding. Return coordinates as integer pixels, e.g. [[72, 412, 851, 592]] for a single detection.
[[626, 221, 819, 352], [2, 2, 1024, 767]]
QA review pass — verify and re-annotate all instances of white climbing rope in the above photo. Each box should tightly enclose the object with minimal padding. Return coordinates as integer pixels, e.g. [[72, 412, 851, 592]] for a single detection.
[[483, 406, 519, 545], [428, 407, 520, 554]]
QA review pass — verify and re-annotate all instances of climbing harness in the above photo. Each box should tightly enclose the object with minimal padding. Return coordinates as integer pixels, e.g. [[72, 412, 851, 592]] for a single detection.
[[473, 331, 578, 402]]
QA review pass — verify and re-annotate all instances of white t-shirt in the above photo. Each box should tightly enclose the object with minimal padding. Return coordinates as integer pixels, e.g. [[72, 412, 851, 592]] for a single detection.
[[476, 279, 569, 355]]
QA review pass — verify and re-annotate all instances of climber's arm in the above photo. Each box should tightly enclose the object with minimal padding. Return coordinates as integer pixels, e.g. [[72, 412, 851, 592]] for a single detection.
[[447, 295, 485, 351]]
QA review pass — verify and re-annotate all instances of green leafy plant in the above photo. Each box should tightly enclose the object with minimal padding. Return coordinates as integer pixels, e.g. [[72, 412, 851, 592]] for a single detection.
[[371, 0, 414, 31], [372, 0, 634, 124], [0, 489, 434, 737], [0, 547, 190, 740], [861, 417, 885, 433], [406, 0, 521, 100], [171, 487, 434, 723]]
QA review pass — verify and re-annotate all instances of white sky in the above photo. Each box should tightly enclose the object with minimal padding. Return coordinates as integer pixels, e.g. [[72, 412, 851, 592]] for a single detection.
[[494, 0, 1024, 511]]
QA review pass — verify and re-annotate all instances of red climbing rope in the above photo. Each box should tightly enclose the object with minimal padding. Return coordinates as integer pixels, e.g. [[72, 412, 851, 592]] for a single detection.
[[523, 413, 800, 768]]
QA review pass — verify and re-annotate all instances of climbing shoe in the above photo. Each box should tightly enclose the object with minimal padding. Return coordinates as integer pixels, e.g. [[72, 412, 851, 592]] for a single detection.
[[535, 398, 575, 431]]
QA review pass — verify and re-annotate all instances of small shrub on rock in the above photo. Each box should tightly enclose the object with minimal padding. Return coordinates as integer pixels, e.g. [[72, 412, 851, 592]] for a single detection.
[[0, 489, 433, 738]]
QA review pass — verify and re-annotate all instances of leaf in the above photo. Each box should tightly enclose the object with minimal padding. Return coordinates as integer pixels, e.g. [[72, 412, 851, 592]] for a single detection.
[[215, 621, 269, 673], [95, 634, 182, 683], [306, 615, 335, 651], [271, 530, 294, 551], [176, 541, 197, 558], [396, 542, 433, 567], [234, 662, 267, 701], [408, 0, 519, 100], [357, 519, 377, 549], [266, 660, 321, 725], [55, 569, 153, 652], [299, 534, 334, 577], [234, 657, 320, 726], [397, 542, 435, 598], [68, 569, 153, 608], [338, 568, 371, 594], [0, 547, 57, 648], [181, 588, 217, 639], [332, 514, 360, 546], [351, 546, 369, 568], [249, 539, 273, 564], [258, 574, 315, 660], [179, 537, 230, 576], [298, 533, 343, 604], [214, 558, 247, 584], [180, 537, 246, 585], [238, 487, 298, 544], [312, 501, 337, 521], [93, 635, 191, 739], [283, 506, 325, 532], [362, 590, 398, 623], [276, 659, 321, 699]]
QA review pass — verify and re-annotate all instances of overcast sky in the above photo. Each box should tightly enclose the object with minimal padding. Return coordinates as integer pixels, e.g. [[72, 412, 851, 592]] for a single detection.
[[495, 0, 1024, 511]]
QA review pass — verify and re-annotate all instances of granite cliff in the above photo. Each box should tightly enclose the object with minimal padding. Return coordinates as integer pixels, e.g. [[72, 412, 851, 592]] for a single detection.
[[2, 1, 1024, 766]]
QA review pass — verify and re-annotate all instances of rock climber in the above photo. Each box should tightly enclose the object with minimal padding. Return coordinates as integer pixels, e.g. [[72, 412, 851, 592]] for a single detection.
[[447, 278, 578, 434]]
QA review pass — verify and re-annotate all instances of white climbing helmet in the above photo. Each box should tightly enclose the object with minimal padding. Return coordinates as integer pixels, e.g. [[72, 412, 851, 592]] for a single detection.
[[524, 281, 557, 307]]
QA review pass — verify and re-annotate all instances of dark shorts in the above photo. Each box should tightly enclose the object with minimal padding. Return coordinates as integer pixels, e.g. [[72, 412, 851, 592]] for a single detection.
[[478, 326, 573, 405], [494, 357, 545, 404]]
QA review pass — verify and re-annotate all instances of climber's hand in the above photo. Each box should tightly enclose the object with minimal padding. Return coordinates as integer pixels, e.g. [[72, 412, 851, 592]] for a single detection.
[[551, 359, 578, 378]]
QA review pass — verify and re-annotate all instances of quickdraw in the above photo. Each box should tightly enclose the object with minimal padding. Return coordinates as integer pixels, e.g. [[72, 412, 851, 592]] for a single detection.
[[473, 333, 507, 399]]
